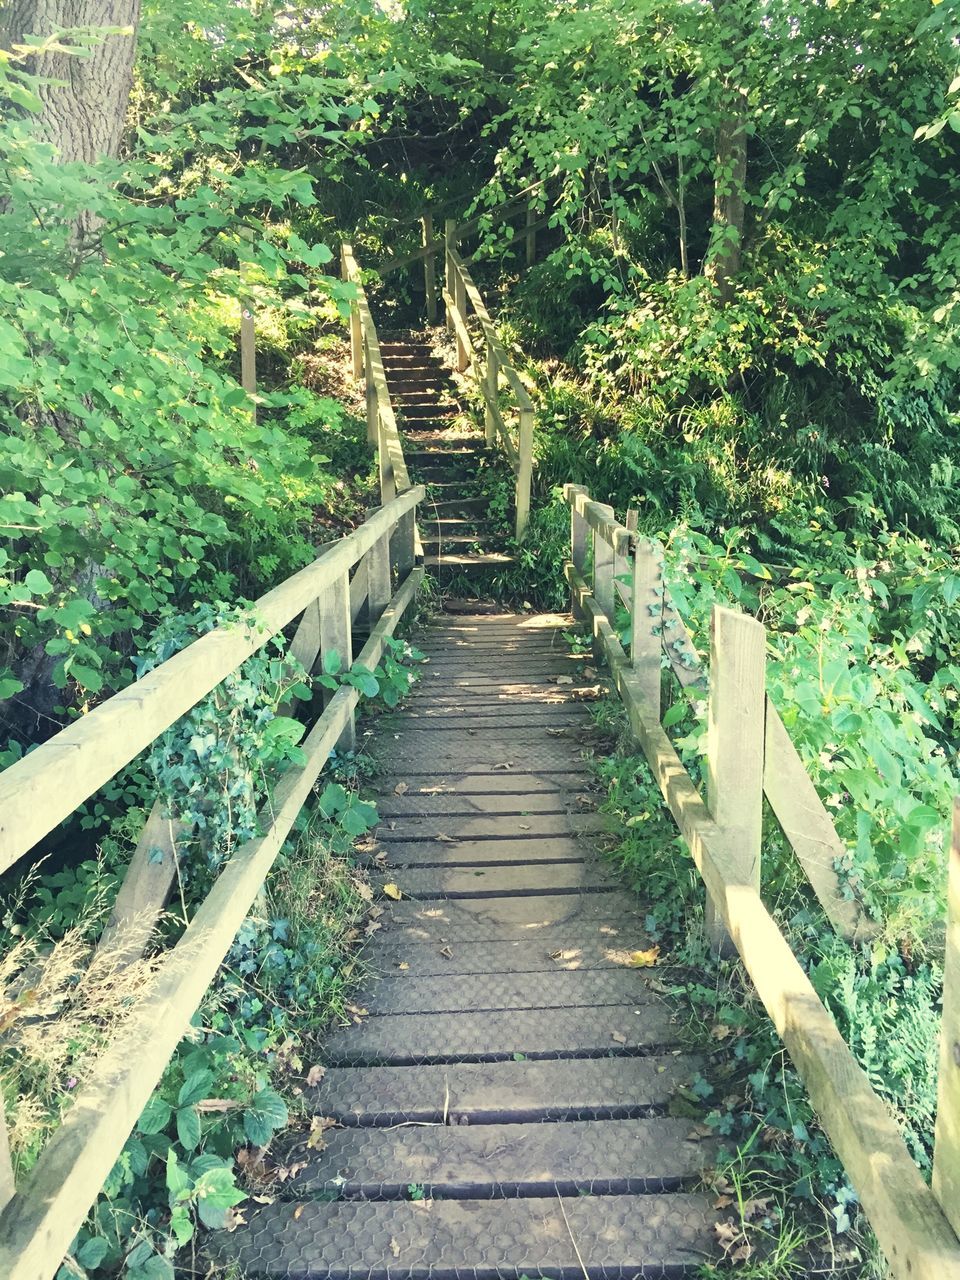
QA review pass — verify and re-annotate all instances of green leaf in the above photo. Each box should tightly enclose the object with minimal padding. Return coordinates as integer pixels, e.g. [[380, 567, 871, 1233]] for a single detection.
[[322, 648, 342, 676], [942, 575, 960, 606], [23, 568, 54, 596], [176, 1105, 201, 1151], [76, 1237, 110, 1268], [178, 1069, 214, 1107], [166, 1148, 191, 1201], [137, 1096, 172, 1136], [243, 1087, 288, 1146], [169, 1205, 195, 1248]]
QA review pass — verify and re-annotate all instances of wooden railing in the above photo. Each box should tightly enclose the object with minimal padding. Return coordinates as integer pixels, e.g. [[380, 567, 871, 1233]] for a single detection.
[[0, 488, 425, 1280], [443, 238, 535, 539], [563, 482, 960, 1280]]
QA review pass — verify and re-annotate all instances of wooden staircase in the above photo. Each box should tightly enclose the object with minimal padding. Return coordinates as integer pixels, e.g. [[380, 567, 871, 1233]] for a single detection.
[[379, 332, 515, 582]]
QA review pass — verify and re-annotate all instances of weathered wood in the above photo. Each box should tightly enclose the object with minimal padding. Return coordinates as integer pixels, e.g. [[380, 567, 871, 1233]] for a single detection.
[[764, 702, 875, 943], [515, 408, 534, 540], [0, 487, 424, 878], [422, 213, 437, 324], [445, 219, 457, 334], [484, 340, 498, 447], [96, 798, 184, 968], [0, 1097, 14, 1215], [321, 572, 355, 751], [704, 607, 765, 950], [526, 199, 537, 266], [367, 531, 392, 625], [0, 568, 424, 1280], [565, 484, 590, 621], [454, 266, 468, 372], [564, 557, 960, 1280], [631, 539, 663, 721], [935, 797, 960, 1236], [592, 503, 617, 628], [341, 244, 363, 380], [566, 488, 632, 557]]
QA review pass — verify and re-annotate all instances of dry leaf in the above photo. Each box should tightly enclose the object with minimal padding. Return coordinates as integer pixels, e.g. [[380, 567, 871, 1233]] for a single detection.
[[555, 675, 574, 685], [550, 949, 582, 962], [687, 1123, 713, 1141], [434, 834, 458, 844], [628, 945, 660, 968], [493, 761, 513, 770], [611, 1031, 627, 1044], [382, 883, 403, 900], [439, 946, 453, 959], [390, 1239, 401, 1258], [293, 1205, 305, 1221], [396, 961, 410, 970], [731, 1243, 753, 1264], [355, 880, 373, 903], [307, 1116, 338, 1151], [713, 1195, 733, 1210], [306, 1065, 325, 1088], [365, 921, 382, 936], [710, 1024, 732, 1040], [252, 1194, 275, 1205], [394, 781, 409, 795]]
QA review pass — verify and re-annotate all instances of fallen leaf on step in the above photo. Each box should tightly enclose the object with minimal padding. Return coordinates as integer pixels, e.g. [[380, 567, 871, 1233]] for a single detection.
[[382, 883, 403, 900], [369, 905, 384, 918], [306, 1065, 325, 1087], [434, 833, 458, 843], [252, 1195, 275, 1205], [390, 1239, 401, 1258], [546, 728, 566, 737], [555, 675, 574, 685], [687, 1123, 713, 1141], [550, 949, 582, 963], [396, 961, 410, 970], [307, 1116, 338, 1151], [355, 880, 373, 903], [365, 921, 381, 936], [611, 1031, 627, 1044], [628, 945, 660, 968], [394, 781, 409, 795], [493, 761, 513, 770], [575, 794, 595, 808], [293, 1205, 305, 1220], [711, 1024, 732, 1040], [439, 946, 453, 959], [713, 1195, 734, 1210]]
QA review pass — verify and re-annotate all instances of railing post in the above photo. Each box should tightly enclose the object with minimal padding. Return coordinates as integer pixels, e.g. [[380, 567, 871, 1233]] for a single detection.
[[379, 422, 397, 506], [484, 340, 498, 447], [392, 505, 417, 584], [320, 573, 355, 752], [422, 213, 438, 325], [454, 265, 468, 373], [593, 503, 616, 625], [0, 1098, 14, 1214], [525, 199, 537, 266], [704, 605, 766, 953], [367, 528, 392, 626], [567, 484, 589, 620], [341, 244, 363, 381], [631, 537, 663, 722], [365, 367, 378, 448], [444, 219, 457, 333], [934, 798, 960, 1235], [515, 408, 534, 540]]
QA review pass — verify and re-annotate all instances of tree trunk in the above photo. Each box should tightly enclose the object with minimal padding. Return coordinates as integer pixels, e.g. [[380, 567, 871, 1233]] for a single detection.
[[704, 89, 748, 304], [0, 0, 140, 166]]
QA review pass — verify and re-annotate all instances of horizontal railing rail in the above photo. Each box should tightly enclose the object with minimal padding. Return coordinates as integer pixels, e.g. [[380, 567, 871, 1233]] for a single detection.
[[444, 242, 534, 539], [562, 482, 960, 1280], [0, 488, 425, 1280]]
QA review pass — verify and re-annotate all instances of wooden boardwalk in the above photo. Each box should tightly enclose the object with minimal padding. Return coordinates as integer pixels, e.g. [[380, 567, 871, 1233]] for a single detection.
[[216, 613, 717, 1278]]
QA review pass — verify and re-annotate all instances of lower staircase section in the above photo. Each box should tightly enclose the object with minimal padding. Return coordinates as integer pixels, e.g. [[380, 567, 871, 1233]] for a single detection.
[[379, 333, 515, 583], [213, 614, 717, 1278]]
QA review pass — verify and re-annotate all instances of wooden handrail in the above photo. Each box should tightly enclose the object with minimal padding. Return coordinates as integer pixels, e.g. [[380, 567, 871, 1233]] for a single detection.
[[0, 491, 425, 1279], [561, 482, 960, 1280], [444, 245, 535, 539]]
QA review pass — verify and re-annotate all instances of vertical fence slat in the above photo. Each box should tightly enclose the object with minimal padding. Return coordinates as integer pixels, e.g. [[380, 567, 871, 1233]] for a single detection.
[[515, 408, 534, 540], [320, 574, 355, 750], [704, 605, 766, 950], [367, 530, 392, 626], [566, 484, 589, 620], [935, 797, 960, 1236], [484, 341, 498, 447], [0, 1101, 13, 1216], [631, 538, 663, 721], [444, 219, 457, 333], [422, 213, 437, 324], [592, 503, 616, 624]]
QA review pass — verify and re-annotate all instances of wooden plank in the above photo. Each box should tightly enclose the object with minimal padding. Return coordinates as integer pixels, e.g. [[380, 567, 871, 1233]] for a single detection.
[[422, 213, 437, 324], [340, 244, 364, 380], [567, 488, 632, 557], [350, 551, 370, 626], [453, 261, 468, 372], [515, 408, 534, 540], [935, 797, 960, 1236], [592, 503, 616, 627], [490, 401, 519, 470], [0, 1097, 14, 1215], [0, 567, 424, 1280], [367, 531, 392, 625], [483, 341, 498, 447], [704, 607, 765, 949], [563, 558, 960, 1280], [764, 702, 876, 943], [95, 798, 184, 968], [631, 539, 662, 721], [444, 219, 457, 334], [565, 484, 589, 622], [0, 487, 424, 878], [321, 572, 354, 751], [442, 290, 475, 367]]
